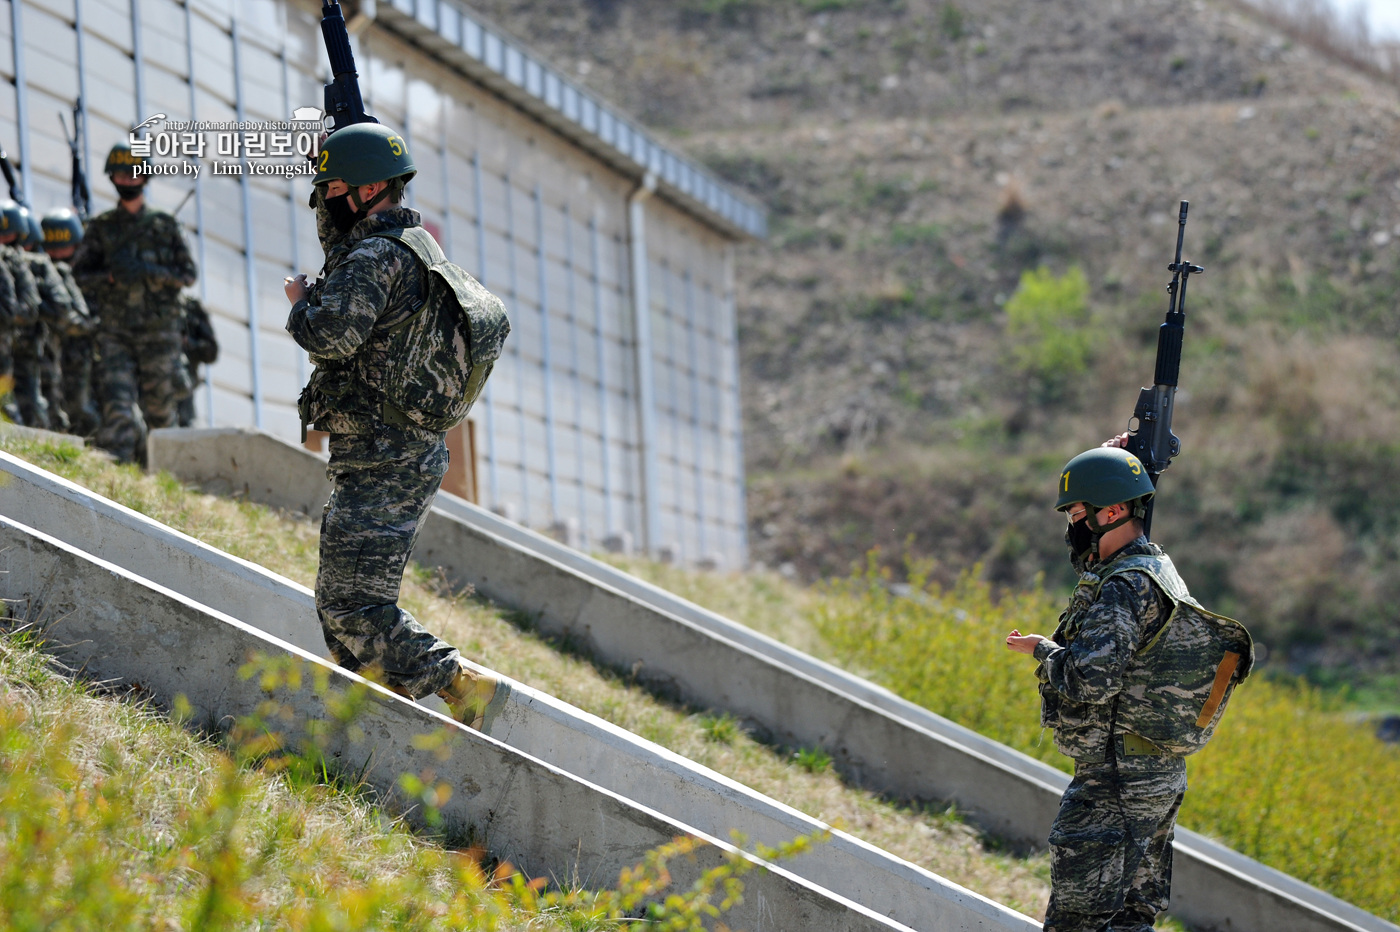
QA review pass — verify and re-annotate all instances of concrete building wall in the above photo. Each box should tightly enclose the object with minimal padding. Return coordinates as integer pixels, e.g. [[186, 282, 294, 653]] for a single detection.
[[0, 0, 755, 567]]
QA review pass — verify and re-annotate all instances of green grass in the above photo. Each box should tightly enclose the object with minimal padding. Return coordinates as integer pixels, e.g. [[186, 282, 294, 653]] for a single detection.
[[0, 435, 1057, 920], [812, 557, 1400, 921], [0, 629, 775, 931]]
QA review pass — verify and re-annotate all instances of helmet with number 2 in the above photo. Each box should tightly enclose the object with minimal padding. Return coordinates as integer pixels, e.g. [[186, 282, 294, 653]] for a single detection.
[[313, 123, 416, 188], [1054, 447, 1156, 513]]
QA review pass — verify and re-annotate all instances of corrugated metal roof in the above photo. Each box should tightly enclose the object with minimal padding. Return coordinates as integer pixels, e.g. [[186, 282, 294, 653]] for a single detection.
[[375, 0, 768, 241]]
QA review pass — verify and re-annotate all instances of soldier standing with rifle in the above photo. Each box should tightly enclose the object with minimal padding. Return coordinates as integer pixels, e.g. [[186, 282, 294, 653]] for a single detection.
[[284, 1, 511, 730], [42, 208, 99, 436], [73, 141, 197, 463], [1004, 203, 1252, 932]]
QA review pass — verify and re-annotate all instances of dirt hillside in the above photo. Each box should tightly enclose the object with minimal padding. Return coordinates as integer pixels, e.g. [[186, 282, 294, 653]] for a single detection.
[[472, 0, 1400, 689]]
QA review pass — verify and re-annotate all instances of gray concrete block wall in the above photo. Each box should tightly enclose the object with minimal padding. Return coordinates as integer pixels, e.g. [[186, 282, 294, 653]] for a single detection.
[[0, 516, 916, 932], [139, 428, 1400, 932], [0, 449, 1042, 932]]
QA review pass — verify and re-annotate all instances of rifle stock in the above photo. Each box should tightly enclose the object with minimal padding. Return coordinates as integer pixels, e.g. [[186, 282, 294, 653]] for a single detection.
[[1124, 200, 1204, 536], [320, 0, 377, 132]]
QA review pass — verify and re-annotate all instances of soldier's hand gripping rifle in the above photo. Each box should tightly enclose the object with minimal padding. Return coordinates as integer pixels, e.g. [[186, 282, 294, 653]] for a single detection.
[[320, 0, 378, 133], [60, 104, 92, 222], [1124, 200, 1204, 537]]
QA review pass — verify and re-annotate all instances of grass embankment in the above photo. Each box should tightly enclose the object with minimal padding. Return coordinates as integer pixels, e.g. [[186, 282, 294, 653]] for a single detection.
[[0, 435, 1053, 920], [0, 629, 769, 930], [807, 559, 1400, 922]]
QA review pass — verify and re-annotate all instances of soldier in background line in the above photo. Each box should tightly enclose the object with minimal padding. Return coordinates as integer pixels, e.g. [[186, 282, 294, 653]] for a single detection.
[[0, 203, 20, 423], [0, 204, 51, 428], [73, 141, 197, 463], [41, 208, 100, 437], [22, 214, 81, 434], [176, 292, 218, 428]]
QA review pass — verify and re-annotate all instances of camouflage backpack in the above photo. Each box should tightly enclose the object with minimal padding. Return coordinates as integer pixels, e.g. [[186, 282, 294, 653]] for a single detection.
[[1093, 552, 1254, 755], [363, 226, 509, 432]]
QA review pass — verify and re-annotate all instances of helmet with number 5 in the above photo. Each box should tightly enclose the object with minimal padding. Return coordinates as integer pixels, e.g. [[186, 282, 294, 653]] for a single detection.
[[313, 122, 416, 188], [1054, 447, 1156, 513]]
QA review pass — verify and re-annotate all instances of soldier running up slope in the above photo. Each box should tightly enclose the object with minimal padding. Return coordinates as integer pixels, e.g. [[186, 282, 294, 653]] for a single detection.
[[284, 123, 511, 731], [0, 202, 42, 426], [1005, 445, 1251, 932], [72, 141, 197, 463], [42, 208, 100, 437]]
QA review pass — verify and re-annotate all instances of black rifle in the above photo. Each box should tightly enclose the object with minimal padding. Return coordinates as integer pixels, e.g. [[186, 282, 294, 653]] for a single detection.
[[0, 135, 26, 207], [320, 0, 378, 132], [1124, 199, 1204, 537], [60, 104, 92, 221]]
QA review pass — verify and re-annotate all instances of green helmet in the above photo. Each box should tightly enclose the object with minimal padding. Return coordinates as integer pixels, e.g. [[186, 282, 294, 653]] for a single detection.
[[105, 140, 149, 175], [1055, 447, 1156, 513], [0, 200, 23, 239], [314, 123, 416, 188], [7, 204, 34, 246], [41, 208, 84, 249], [25, 215, 43, 248]]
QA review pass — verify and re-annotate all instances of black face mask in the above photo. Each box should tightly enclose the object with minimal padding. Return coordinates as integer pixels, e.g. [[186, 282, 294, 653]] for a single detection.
[[323, 192, 361, 233], [1065, 517, 1096, 572], [114, 183, 144, 202]]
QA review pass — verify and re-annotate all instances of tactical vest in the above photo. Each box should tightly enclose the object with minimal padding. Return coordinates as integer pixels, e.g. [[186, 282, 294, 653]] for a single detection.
[[1091, 553, 1254, 755], [359, 226, 509, 433]]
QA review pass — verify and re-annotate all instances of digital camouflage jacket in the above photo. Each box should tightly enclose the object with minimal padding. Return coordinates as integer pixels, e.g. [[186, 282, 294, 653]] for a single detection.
[[51, 260, 96, 337], [71, 204, 197, 333], [1034, 537, 1180, 770], [286, 206, 435, 441], [23, 251, 79, 332], [1, 243, 39, 328]]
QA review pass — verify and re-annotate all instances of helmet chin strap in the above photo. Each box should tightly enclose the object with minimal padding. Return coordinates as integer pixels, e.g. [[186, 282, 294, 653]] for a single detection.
[[347, 183, 391, 214]]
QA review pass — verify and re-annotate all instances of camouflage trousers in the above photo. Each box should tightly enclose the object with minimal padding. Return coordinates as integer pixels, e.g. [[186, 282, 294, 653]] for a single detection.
[[62, 335, 99, 437], [1044, 760, 1185, 932], [95, 326, 187, 464], [11, 323, 50, 430], [316, 427, 460, 699]]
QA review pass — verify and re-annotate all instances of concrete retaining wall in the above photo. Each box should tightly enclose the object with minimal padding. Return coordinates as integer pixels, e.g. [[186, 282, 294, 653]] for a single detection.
[[0, 516, 918, 932], [0, 449, 1040, 932], [141, 428, 1396, 932]]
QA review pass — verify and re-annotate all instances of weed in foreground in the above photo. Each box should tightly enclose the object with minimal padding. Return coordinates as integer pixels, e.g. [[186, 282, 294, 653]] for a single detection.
[[0, 633, 823, 930]]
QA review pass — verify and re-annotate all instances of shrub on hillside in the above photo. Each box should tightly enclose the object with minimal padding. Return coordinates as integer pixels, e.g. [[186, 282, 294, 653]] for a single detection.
[[1003, 265, 1094, 398]]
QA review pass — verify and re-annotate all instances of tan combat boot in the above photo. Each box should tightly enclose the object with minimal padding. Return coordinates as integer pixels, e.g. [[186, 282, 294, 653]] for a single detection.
[[437, 658, 511, 732]]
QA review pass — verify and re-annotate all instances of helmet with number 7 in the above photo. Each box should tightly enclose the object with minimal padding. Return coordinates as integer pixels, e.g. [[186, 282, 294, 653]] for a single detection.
[[1054, 447, 1156, 513], [313, 122, 416, 188]]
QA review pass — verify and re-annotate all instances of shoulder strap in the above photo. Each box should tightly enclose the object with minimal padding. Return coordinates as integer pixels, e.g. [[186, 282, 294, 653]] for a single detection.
[[364, 225, 446, 270], [361, 227, 442, 335], [1092, 553, 1194, 607]]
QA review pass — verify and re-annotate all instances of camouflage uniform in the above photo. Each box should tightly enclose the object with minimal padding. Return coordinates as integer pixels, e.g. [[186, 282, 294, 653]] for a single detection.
[[72, 204, 197, 462], [1034, 537, 1187, 932], [21, 250, 79, 433], [286, 203, 460, 699], [0, 249, 20, 422], [176, 293, 219, 427], [51, 259, 99, 437], [3, 245, 43, 426]]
